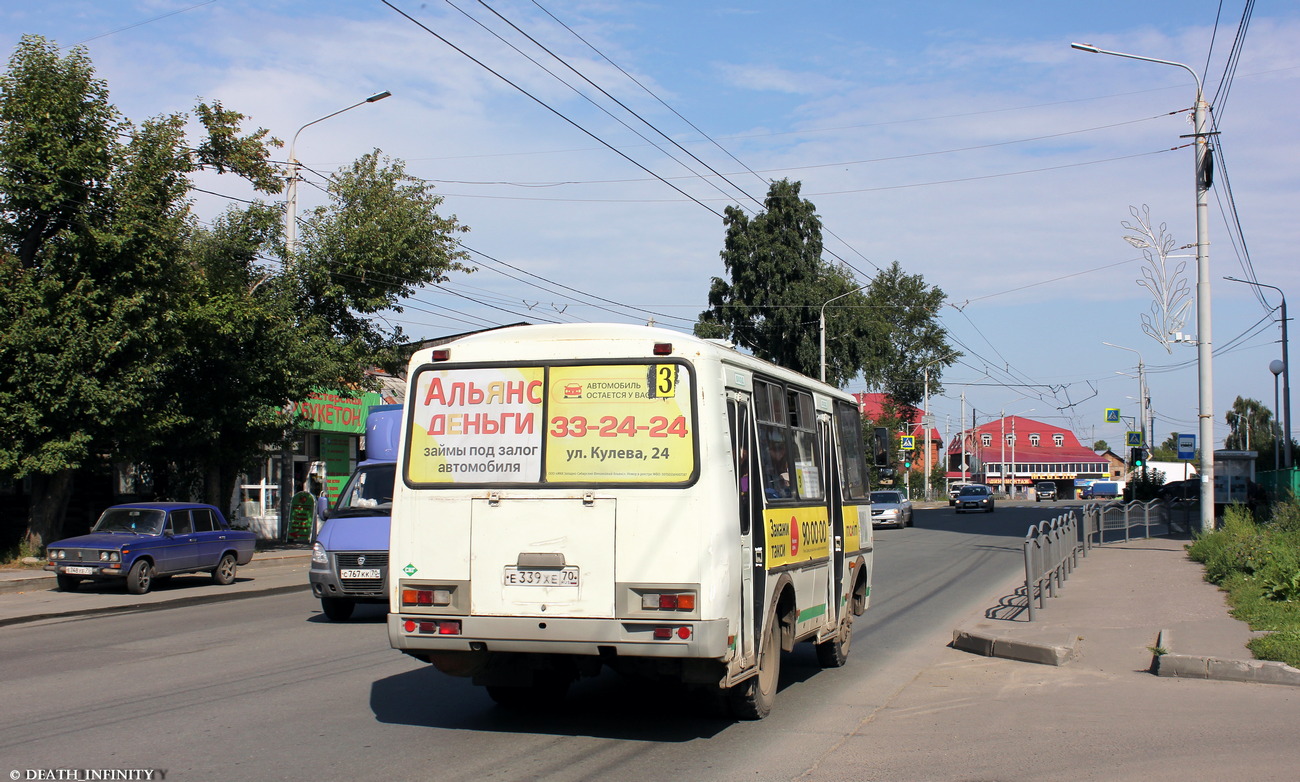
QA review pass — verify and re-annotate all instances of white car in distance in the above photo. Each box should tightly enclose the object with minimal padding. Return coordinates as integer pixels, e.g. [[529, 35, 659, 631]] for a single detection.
[[870, 490, 914, 528]]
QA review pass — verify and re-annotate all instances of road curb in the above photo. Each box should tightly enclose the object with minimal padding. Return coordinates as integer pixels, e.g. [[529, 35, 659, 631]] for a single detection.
[[1152, 628, 1300, 686], [951, 628, 1080, 666], [0, 582, 311, 628], [0, 551, 311, 595]]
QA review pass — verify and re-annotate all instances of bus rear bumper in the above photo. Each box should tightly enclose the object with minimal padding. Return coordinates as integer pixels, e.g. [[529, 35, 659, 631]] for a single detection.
[[388, 613, 732, 660]]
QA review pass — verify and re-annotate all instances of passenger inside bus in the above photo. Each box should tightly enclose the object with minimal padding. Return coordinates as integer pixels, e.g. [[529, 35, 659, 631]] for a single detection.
[[762, 431, 792, 499]]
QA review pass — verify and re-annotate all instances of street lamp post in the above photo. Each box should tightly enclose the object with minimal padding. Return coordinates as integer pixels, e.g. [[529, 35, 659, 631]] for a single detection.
[[1104, 342, 1149, 466], [819, 284, 869, 383], [919, 352, 957, 501], [284, 90, 392, 258], [278, 90, 390, 540], [1272, 360, 1285, 471], [1226, 277, 1290, 469], [1073, 43, 1215, 532]]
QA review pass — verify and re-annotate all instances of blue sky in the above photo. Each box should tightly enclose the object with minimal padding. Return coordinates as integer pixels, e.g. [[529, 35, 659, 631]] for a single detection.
[[5, 1, 1299, 455]]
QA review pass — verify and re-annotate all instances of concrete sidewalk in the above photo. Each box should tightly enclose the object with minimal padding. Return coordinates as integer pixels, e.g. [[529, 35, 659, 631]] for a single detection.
[[950, 534, 1300, 685], [0, 545, 313, 626], [807, 534, 1300, 782]]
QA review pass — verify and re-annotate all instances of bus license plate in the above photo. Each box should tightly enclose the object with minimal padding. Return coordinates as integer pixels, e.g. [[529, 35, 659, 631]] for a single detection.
[[340, 568, 381, 579], [64, 566, 95, 575], [503, 566, 579, 587]]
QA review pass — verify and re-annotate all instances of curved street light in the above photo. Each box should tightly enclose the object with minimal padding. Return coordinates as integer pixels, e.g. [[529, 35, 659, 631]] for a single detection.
[[1073, 42, 1215, 532], [284, 90, 392, 258], [819, 284, 869, 383], [1225, 276, 1290, 469], [278, 90, 390, 538]]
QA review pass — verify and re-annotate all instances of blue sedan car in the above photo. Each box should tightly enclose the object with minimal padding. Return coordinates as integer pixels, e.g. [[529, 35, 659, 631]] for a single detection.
[[45, 502, 255, 594]]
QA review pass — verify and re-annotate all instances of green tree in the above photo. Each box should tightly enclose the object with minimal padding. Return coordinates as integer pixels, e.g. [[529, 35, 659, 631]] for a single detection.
[[696, 179, 868, 385], [858, 261, 955, 409], [1093, 440, 1110, 452], [142, 203, 317, 508], [2, 37, 475, 551], [294, 150, 471, 371], [0, 37, 281, 549], [695, 179, 957, 396], [1225, 397, 1275, 462]]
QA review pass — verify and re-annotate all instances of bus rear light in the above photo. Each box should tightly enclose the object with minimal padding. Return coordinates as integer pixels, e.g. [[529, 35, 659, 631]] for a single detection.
[[651, 626, 691, 640], [402, 588, 453, 607], [402, 618, 462, 635], [642, 591, 696, 611], [431, 348, 451, 361], [653, 342, 672, 355], [402, 589, 431, 606]]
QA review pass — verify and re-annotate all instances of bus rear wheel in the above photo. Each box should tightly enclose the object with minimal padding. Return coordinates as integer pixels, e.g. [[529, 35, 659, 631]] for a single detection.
[[727, 615, 781, 720], [815, 612, 853, 668]]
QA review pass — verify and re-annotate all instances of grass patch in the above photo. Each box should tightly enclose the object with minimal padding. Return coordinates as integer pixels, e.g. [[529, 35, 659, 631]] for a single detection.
[[1188, 503, 1300, 668], [0, 539, 44, 568]]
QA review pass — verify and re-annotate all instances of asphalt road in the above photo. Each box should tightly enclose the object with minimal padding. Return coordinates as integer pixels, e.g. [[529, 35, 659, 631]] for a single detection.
[[0, 505, 1047, 782]]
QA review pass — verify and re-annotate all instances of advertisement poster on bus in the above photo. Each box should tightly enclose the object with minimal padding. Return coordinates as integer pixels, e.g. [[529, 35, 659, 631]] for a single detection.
[[543, 363, 695, 483], [407, 367, 545, 483]]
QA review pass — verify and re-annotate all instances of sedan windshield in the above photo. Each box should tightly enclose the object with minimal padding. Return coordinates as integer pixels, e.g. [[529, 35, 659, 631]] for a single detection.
[[871, 492, 903, 504], [958, 486, 986, 496], [92, 508, 165, 535]]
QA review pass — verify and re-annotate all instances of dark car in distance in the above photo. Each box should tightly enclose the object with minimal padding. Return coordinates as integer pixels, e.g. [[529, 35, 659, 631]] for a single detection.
[[1034, 481, 1058, 502], [954, 484, 995, 514], [45, 502, 255, 594]]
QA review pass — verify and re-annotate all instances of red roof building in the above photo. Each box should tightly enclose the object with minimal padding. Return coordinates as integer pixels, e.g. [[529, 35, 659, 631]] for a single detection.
[[852, 392, 943, 472], [945, 415, 1109, 492]]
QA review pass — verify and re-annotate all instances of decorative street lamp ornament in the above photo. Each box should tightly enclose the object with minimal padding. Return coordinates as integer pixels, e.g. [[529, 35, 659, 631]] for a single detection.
[[1122, 204, 1192, 354]]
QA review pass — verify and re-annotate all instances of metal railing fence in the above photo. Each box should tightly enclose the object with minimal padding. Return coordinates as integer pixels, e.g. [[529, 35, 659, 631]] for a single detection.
[[1081, 499, 1172, 544], [1022, 511, 1083, 622], [1022, 499, 1179, 621]]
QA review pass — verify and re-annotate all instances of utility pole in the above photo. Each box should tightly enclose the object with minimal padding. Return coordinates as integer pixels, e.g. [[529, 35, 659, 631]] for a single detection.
[[1072, 42, 1215, 533], [1000, 412, 1007, 495], [961, 392, 968, 484]]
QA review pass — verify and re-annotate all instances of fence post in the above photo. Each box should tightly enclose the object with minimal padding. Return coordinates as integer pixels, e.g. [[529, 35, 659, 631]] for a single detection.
[[1023, 533, 1037, 622]]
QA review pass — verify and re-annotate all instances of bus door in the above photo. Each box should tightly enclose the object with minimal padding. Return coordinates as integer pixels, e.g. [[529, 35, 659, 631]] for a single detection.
[[819, 415, 846, 625], [728, 393, 762, 668]]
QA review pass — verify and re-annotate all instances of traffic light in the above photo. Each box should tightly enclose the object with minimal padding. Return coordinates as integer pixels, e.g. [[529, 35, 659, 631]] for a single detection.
[[1130, 446, 1145, 468]]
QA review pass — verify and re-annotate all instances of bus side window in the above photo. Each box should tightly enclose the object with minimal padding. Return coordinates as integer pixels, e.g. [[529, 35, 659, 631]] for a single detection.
[[727, 398, 753, 535], [834, 402, 871, 500]]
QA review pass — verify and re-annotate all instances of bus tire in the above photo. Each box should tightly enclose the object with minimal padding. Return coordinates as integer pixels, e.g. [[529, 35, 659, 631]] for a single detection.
[[727, 613, 781, 720], [815, 612, 853, 668]]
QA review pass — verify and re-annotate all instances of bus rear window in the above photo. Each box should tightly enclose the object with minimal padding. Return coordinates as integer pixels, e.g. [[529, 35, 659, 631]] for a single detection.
[[406, 362, 696, 486]]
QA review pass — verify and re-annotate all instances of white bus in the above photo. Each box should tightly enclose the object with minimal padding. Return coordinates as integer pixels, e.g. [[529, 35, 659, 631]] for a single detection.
[[387, 323, 874, 718]]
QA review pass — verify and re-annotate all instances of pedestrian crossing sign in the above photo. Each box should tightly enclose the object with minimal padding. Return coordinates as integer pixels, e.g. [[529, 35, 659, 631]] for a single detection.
[[1105, 408, 1121, 423], [900, 435, 915, 450], [1126, 431, 1143, 447]]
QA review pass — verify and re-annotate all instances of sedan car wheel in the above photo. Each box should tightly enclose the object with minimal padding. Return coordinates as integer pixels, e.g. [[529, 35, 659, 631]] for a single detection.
[[212, 553, 237, 586], [126, 559, 154, 595]]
